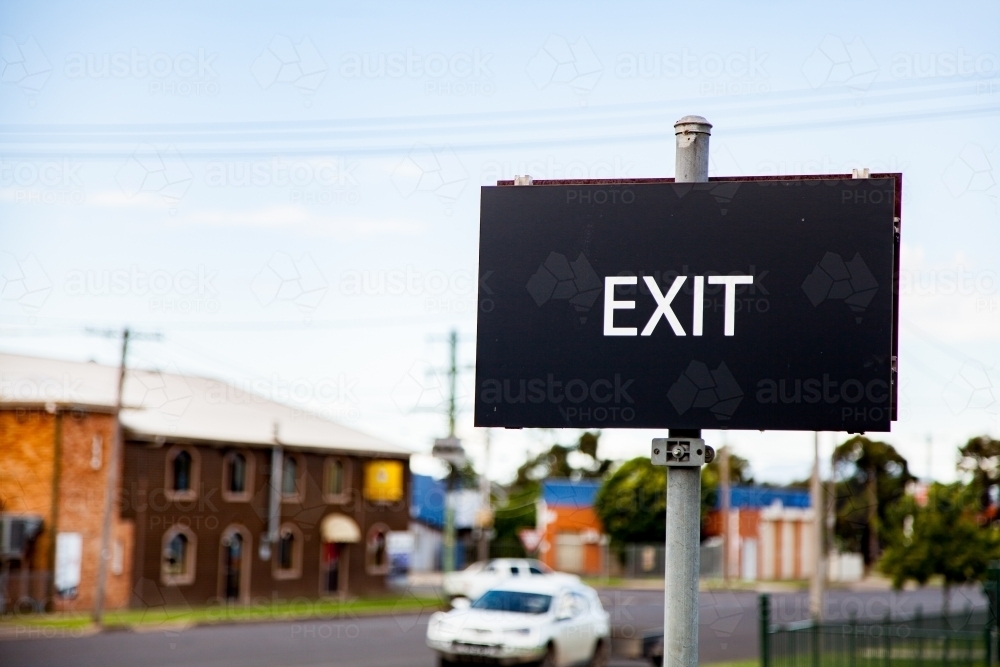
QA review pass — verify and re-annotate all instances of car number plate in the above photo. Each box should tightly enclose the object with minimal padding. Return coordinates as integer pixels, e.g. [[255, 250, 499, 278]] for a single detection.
[[453, 642, 499, 656]]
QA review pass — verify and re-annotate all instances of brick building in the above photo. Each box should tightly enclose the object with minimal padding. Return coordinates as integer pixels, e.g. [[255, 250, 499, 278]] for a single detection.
[[0, 353, 411, 611]]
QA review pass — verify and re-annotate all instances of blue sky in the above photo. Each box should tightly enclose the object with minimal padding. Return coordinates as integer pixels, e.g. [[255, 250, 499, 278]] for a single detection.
[[1, 0, 998, 484]]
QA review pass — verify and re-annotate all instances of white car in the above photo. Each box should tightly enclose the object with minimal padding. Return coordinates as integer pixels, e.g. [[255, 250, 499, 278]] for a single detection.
[[443, 558, 559, 601], [427, 576, 610, 667]]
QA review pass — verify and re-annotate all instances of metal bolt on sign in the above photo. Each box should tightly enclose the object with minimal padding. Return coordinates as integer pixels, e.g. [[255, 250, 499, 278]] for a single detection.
[[651, 438, 714, 466]]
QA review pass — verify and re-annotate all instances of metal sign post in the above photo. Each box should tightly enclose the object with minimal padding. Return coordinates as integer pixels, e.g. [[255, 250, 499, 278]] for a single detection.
[[809, 431, 826, 620], [663, 116, 712, 667], [654, 434, 713, 667]]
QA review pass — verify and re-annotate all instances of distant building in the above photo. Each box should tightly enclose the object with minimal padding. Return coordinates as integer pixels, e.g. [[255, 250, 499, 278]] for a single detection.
[[704, 485, 816, 581], [0, 353, 411, 612], [536, 479, 606, 576], [409, 473, 481, 572]]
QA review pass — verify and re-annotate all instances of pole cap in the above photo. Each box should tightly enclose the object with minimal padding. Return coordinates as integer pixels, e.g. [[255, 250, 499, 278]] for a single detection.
[[674, 115, 712, 135]]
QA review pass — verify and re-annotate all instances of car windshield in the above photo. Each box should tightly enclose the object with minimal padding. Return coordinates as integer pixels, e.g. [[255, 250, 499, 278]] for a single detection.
[[471, 590, 553, 615]]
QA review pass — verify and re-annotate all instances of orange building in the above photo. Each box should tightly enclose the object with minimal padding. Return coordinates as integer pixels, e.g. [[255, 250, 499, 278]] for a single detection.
[[536, 480, 606, 576], [0, 403, 132, 611]]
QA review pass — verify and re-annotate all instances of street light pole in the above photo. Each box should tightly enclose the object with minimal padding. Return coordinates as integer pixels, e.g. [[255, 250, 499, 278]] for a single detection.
[[663, 115, 713, 667]]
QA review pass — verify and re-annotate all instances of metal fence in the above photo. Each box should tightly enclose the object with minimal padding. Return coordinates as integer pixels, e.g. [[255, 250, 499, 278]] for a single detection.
[[760, 594, 996, 667]]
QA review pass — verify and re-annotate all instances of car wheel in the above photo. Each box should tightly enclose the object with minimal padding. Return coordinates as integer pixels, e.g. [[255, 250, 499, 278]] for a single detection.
[[589, 639, 609, 667], [437, 655, 458, 667], [537, 644, 556, 667]]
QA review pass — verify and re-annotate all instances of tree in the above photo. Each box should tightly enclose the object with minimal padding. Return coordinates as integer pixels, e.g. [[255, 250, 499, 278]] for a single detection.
[[958, 435, 1000, 511], [493, 431, 608, 547], [491, 483, 539, 549], [879, 482, 1000, 613], [512, 430, 610, 487], [832, 436, 915, 566], [594, 457, 666, 544], [595, 448, 752, 545]]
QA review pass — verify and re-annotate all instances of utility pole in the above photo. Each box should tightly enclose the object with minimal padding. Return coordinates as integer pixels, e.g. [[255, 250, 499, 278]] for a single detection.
[[441, 329, 461, 572], [925, 432, 933, 482], [478, 428, 492, 562], [827, 443, 837, 590], [720, 440, 730, 581], [867, 460, 879, 572], [448, 329, 458, 438], [663, 115, 713, 667], [809, 431, 825, 620], [93, 328, 130, 625]]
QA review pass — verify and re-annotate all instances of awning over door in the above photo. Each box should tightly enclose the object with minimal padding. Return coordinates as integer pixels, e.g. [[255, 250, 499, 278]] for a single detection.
[[321, 513, 361, 543]]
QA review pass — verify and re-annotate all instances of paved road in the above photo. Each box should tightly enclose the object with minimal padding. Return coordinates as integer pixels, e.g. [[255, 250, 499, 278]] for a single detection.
[[0, 586, 986, 667]]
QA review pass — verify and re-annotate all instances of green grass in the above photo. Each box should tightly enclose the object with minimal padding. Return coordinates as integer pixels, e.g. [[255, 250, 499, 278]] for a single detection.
[[582, 576, 627, 588], [701, 660, 758, 667], [1, 593, 445, 633]]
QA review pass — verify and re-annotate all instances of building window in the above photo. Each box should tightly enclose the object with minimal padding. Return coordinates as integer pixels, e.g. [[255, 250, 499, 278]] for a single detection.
[[219, 525, 251, 603], [281, 454, 303, 502], [365, 524, 390, 575], [278, 533, 294, 569], [175, 451, 192, 490], [161, 526, 196, 586], [112, 539, 124, 575], [222, 450, 254, 502], [228, 453, 246, 492], [324, 458, 350, 502], [90, 434, 103, 470], [273, 524, 303, 580], [165, 446, 199, 501]]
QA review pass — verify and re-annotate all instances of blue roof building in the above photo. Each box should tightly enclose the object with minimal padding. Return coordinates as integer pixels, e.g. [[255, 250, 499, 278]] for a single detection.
[[716, 485, 811, 510], [411, 473, 446, 529], [541, 479, 602, 508]]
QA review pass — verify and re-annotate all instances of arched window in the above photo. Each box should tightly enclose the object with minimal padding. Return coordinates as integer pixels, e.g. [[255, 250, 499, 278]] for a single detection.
[[165, 446, 199, 501], [324, 457, 350, 502], [281, 452, 306, 503], [278, 531, 294, 570], [273, 524, 303, 579], [161, 526, 196, 585], [174, 451, 192, 491], [282, 456, 297, 494], [218, 525, 251, 602], [229, 453, 245, 493], [165, 533, 187, 574], [223, 451, 254, 502]]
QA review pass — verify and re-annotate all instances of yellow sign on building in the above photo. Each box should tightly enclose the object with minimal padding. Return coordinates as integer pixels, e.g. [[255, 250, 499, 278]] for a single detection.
[[364, 460, 403, 502]]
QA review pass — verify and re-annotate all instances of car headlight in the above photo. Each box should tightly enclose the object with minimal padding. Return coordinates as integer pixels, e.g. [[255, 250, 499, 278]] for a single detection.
[[502, 627, 539, 644], [428, 616, 459, 639]]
